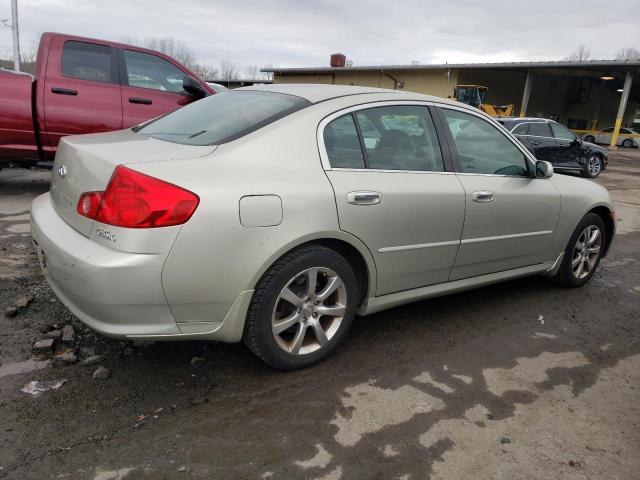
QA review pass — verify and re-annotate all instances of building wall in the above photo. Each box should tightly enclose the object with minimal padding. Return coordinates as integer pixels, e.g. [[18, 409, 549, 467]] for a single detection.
[[273, 69, 637, 129], [274, 69, 459, 98]]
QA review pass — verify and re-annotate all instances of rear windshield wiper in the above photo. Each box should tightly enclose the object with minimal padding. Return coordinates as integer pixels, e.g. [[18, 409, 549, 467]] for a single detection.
[[187, 130, 207, 139]]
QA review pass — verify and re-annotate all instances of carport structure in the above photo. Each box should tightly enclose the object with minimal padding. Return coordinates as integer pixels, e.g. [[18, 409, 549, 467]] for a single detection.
[[265, 60, 640, 148]]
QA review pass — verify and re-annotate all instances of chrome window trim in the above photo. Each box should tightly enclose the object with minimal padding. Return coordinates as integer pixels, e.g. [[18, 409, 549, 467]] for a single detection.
[[378, 240, 460, 253], [459, 230, 553, 245], [317, 100, 437, 172], [432, 101, 539, 171], [378, 230, 553, 253]]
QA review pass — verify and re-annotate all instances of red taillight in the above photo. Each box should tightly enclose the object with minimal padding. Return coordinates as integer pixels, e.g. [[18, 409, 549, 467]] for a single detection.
[[76, 166, 199, 228]]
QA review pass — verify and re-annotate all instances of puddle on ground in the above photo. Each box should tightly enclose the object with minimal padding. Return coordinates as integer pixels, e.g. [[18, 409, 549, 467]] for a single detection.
[[0, 358, 50, 379]]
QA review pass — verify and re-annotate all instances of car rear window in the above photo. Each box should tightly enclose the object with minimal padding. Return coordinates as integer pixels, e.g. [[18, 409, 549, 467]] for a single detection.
[[135, 91, 311, 146]]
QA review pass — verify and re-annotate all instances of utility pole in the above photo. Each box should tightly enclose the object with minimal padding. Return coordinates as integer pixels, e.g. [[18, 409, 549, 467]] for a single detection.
[[11, 0, 20, 71]]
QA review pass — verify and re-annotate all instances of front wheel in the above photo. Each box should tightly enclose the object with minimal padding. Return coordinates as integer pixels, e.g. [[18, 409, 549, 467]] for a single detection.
[[584, 135, 595, 143], [553, 213, 606, 287], [581, 155, 603, 178], [244, 245, 358, 370]]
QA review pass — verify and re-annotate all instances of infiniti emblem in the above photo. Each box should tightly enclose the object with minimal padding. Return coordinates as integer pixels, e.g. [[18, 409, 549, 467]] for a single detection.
[[58, 165, 67, 178]]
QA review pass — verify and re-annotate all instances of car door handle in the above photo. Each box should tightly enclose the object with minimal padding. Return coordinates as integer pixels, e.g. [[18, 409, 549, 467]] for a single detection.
[[129, 97, 153, 105], [51, 87, 78, 96], [472, 191, 495, 203], [346, 191, 382, 205], [530, 140, 540, 145]]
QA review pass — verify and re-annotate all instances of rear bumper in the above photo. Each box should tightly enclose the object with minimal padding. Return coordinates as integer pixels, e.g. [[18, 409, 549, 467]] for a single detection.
[[31, 193, 180, 338]]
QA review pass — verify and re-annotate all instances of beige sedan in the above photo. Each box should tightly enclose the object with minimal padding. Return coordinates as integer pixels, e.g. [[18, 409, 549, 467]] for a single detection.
[[31, 85, 615, 369]]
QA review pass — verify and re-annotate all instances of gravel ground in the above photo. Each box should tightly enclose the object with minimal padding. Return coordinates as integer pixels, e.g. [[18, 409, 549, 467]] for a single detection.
[[0, 152, 639, 479]]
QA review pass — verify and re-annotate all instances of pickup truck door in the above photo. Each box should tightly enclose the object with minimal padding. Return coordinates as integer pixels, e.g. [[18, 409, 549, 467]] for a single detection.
[[119, 49, 196, 128], [42, 39, 123, 150]]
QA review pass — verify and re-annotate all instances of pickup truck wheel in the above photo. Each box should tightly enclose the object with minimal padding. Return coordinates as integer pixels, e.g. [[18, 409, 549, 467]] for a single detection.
[[244, 245, 358, 370], [581, 155, 602, 178], [584, 135, 595, 143], [553, 213, 605, 288]]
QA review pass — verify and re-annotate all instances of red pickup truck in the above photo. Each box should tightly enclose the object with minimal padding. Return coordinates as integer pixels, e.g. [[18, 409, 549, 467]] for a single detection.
[[0, 32, 214, 168]]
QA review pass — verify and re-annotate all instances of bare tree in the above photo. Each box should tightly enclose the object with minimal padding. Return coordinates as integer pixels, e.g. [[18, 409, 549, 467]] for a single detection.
[[143, 37, 196, 67], [245, 65, 260, 80], [566, 45, 591, 62], [190, 63, 219, 81], [220, 58, 239, 81], [615, 46, 640, 61]]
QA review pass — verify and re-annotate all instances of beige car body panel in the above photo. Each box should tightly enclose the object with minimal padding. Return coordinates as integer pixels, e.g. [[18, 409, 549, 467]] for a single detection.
[[31, 84, 615, 343]]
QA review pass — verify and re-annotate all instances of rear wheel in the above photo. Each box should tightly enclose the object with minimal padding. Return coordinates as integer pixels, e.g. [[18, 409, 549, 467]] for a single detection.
[[622, 139, 634, 148], [584, 135, 595, 143], [581, 154, 602, 178], [553, 213, 605, 287], [244, 245, 358, 370]]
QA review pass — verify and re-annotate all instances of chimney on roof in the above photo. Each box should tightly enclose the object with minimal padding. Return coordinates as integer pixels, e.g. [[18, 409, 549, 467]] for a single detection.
[[330, 53, 346, 68]]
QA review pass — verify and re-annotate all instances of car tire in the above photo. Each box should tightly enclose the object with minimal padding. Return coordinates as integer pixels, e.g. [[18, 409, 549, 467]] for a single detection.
[[581, 154, 603, 178], [584, 135, 595, 143], [553, 213, 606, 288], [243, 245, 358, 370], [622, 139, 634, 148]]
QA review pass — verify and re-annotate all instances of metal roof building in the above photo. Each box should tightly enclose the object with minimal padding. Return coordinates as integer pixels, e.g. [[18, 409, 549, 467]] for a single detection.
[[264, 59, 640, 141]]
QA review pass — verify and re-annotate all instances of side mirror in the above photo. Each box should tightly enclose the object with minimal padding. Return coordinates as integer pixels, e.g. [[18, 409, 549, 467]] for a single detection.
[[182, 75, 208, 99], [535, 160, 554, 179]]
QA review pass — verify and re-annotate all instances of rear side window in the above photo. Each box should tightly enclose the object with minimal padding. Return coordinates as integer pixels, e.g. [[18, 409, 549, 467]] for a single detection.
[[356, 106, 444, 171], [324, 105, 444, 172], [61, 41, 113, 83], [123, 50, 185, 93], [324, 114, 365, 168], [528, 122, 552, 137], [136, 91, 311, 145]]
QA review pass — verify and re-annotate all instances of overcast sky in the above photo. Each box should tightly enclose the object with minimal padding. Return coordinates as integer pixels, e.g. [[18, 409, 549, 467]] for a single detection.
[[1, 0, 639, 73]]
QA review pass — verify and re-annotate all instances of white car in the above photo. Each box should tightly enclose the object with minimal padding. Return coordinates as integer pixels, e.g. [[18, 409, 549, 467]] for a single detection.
[[584, 127, 639, 148]]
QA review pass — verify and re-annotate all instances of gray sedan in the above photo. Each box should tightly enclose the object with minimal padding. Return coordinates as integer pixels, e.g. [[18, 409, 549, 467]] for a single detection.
[[31, 85, 615, 370]]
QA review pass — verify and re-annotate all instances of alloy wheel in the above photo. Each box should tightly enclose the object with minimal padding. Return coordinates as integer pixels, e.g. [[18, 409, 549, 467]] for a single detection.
[[622, 139, 633, 148], [272, 267, 347, 355], [571, 225, 602, 279], [587, 156, 601, 176]]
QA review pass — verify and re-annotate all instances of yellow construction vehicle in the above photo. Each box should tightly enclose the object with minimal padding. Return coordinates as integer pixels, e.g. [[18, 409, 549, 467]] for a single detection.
[[453, 85, 514, 117]]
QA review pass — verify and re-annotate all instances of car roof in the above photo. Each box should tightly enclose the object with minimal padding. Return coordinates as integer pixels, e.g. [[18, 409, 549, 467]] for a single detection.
[[236, 83, 454, 105], [498, 117, 551, 123]]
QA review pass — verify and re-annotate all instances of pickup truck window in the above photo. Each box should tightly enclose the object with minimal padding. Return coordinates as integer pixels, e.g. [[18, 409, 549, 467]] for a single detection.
[[136, 91, 311, 145], [61, 41, 114, 83], [123, 50, 185, 93]]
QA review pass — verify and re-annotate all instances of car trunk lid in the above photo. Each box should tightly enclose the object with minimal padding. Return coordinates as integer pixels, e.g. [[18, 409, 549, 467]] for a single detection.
[[50, 129, 215, 237]]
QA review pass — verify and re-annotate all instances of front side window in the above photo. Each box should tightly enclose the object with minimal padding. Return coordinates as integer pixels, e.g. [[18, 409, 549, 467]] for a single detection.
[[442, 108, 529, 176], [356, 105, 444, 171], [324, 114, 365, 169], [550, 123, 577, 141], [61, 41, 113, 83], [511, 123, 528, 135], [528, 122, 552, 137], [123, 50, 186, 93], [137, 91, 311, 145]]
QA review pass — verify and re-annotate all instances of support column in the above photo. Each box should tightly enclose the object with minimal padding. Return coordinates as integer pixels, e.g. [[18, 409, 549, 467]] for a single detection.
[[519, 70, 532, 117], [609, 72, 634, 149], [11, 0, 20, 72]]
